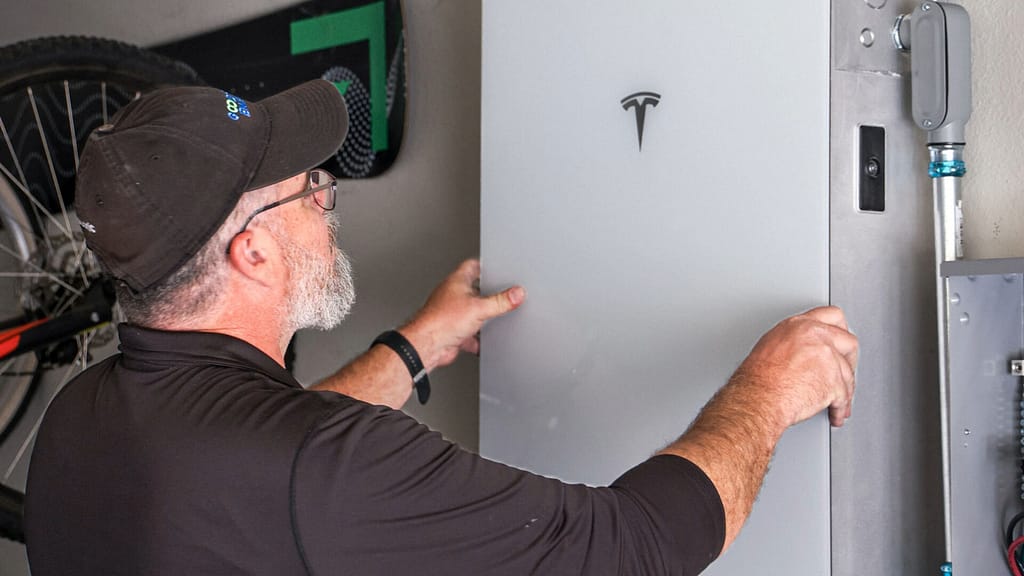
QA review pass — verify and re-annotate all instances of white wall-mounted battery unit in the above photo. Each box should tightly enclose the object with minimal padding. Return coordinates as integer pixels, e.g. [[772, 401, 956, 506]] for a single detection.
[[481, 1, 829, 573]]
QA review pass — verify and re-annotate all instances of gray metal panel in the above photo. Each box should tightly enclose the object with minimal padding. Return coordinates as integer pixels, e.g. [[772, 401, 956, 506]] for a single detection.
[[828, 2, 946, 575], [481, 1, 829, 574], [942, 257, 1024, 278], [945, 271, 1024, 574]]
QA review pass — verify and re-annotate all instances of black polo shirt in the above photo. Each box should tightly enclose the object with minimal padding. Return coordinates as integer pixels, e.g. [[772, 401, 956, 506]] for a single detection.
[[24, 324, 723, 575]]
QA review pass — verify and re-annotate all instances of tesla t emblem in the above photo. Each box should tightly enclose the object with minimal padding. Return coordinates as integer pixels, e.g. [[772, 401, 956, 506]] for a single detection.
[[621, 91, 661, 151]]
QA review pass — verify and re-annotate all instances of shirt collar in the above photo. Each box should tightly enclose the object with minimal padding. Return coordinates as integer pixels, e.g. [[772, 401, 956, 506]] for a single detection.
[[116, 323, 302, 389]]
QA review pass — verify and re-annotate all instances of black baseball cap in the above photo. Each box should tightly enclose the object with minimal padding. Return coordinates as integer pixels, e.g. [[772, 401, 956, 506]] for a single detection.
[[74, 79, 349, 293]]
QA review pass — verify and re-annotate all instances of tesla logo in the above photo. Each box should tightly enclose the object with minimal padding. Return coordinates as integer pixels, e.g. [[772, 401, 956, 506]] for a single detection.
[[621, 91, 661, 151]]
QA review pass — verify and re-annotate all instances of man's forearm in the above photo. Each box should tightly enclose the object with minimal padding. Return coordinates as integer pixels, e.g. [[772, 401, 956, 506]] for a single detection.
[[658, 368, 787, 554], [311, 337, 417, 409], [660, 307, 857, 553], [311, 260, 524, 409]]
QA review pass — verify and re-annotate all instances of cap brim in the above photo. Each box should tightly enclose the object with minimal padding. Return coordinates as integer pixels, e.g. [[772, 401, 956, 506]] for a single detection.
[[247, 79, 349, 191]]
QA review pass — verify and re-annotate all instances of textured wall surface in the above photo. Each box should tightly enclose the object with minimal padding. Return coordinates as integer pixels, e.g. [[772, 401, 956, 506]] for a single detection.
[[961, 1, 1024, 259]]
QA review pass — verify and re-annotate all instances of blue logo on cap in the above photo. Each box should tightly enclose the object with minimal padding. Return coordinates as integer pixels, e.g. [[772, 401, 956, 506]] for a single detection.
[[224, 92, 251, 121]]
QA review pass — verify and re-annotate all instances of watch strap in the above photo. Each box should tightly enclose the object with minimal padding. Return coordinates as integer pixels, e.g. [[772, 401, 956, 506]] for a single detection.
[[371, 330, 430, 404]]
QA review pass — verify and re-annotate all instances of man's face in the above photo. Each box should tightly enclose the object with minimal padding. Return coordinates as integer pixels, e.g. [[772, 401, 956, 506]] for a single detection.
[[268, 173, 356, 332], [283, 212, 355, 332]]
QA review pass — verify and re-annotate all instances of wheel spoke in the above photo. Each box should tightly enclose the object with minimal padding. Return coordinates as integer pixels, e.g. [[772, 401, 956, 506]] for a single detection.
[[0, 359, 28, 435], [101, 82, 108, 124], [64, 81, 80, 172], [4, 333, 97, 481], [51, 286, 81, 318], [64, 85, 91, 287], [0, 149, 71, 240], [0, 360, 19, 384], [29, 87, 80, 276], [0, 240, 82, 299], [0, 113, 58, 257], [68, 237, 91, 292], [78, 331, 95, 371], [0, 193, 41, 261], [0, 36, 201, 486], [0, 273, 65, 278], [3, 356, 83, 481], [0, 118, 29, 192]]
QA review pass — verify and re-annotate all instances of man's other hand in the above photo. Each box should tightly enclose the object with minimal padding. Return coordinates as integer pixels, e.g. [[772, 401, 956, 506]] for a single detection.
[[400, 260, 526, 371]]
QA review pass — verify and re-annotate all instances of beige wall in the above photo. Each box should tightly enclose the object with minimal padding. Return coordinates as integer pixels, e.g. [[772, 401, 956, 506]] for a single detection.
[[961, 1, 1024, 259]]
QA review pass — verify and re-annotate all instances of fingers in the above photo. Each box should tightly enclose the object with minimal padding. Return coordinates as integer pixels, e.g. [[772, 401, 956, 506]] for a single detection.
[[833, 347, 855, 386], [820, 324, 858, 365], [456, 259, 482, 284], [828, 403, 851, 427], [792, 307, 859, 389], [748, 306, 858, 429], [830, 347, 856, 427], [481, 286, 526, 320], [802, 306, 849, 330], [453, 259, 526, 321], [407, 260, 526, 370], [830, 389, 853, 426], [823, 320, 857, 428], [460, 335, 481, 356]]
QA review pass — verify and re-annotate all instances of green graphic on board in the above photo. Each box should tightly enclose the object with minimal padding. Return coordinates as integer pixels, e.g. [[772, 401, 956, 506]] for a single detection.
[[291, 2, 388, 152], [154, 0, 406, 179]]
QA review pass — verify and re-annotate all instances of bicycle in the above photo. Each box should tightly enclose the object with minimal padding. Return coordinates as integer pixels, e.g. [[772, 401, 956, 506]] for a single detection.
[[0, 36, 202, 543]]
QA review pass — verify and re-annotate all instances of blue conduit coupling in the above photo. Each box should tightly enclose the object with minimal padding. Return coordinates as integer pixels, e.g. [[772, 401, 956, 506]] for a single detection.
[[929, 159, 967, 179]]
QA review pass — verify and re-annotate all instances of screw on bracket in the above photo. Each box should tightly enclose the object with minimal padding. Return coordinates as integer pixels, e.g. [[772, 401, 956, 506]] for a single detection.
[[1013, 360, 1024, 376]]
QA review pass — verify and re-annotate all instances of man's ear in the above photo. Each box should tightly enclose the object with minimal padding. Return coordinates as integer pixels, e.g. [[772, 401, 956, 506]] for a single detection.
[[226, 228, 278, 286]]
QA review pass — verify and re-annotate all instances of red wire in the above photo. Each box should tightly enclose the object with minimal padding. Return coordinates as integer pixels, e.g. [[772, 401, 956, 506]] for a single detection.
[[1009, 535, 1024, 576]]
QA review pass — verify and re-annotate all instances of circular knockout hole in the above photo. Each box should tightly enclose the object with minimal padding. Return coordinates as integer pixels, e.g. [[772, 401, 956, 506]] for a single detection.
[[860, 28, 876, 47]]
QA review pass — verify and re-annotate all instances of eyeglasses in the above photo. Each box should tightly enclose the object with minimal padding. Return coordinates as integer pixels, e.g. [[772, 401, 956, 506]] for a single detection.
[[226, 169, 337, 254]]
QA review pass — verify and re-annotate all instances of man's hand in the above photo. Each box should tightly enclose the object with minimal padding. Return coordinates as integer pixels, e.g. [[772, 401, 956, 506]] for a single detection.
[[314, 259, 523, 408], [400, 259, 526, 372], [732, 305, 858, 429], [662, 305, 858, 553]]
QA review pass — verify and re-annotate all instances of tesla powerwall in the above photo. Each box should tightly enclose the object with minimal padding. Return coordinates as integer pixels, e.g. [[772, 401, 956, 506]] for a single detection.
[[480, 1, 830, 573]]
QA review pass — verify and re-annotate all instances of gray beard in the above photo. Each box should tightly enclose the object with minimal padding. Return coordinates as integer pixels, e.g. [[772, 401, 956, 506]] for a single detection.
[[277, 213, 356, 333]]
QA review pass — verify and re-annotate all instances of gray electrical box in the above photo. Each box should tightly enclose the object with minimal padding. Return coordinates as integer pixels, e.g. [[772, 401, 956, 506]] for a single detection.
[[941, 258, 1024, 574]]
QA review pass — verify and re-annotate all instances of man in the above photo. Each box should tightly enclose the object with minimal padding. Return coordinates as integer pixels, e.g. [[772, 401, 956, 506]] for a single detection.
[[24, 80, 857, 575]]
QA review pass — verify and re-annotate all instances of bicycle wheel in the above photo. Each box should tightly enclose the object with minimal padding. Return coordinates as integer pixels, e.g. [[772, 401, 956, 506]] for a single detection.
[[0, 36, 201, 488]]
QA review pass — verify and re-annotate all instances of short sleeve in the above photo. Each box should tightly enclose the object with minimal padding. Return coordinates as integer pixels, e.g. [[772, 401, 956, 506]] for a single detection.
[[290, 401, 724, 576]]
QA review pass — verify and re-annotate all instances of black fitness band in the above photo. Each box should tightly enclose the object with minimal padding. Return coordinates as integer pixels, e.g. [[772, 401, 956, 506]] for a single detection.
[[371, 330, 430, 404]]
